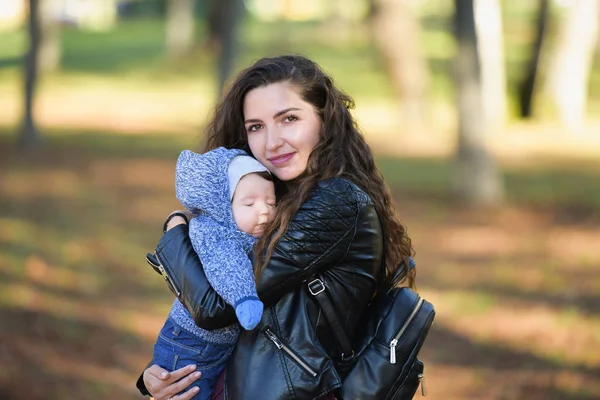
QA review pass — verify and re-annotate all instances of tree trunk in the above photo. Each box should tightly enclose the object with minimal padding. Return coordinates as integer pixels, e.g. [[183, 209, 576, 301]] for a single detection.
[[206, 0, 222, 50], [166, 0, 196, 58], [38, 0, 60, 72], [20, 0, 42, 149], [371, 0, 430, 134], [453, 0, 503, 205], [474, 0, 506, 132], [215, 0, 244, 97], [366, 0, 378, 20], [518, 0, 549, 118], [545, 0, 599, 133]]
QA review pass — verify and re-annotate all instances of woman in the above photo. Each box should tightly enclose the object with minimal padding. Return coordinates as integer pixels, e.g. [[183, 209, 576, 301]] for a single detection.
[[138, 55, 415, 400]]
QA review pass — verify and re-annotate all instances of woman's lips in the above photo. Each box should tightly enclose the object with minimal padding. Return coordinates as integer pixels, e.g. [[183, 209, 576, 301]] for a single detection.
[[268, 153, 295, 166]]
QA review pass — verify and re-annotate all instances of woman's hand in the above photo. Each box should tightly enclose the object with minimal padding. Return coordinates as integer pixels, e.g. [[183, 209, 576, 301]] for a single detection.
[[143, 364, 202, 400]]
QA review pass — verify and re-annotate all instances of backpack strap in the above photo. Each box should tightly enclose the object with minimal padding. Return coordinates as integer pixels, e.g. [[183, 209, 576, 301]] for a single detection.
[[307, 278, 354, 361], [387, 257, 417, 291]]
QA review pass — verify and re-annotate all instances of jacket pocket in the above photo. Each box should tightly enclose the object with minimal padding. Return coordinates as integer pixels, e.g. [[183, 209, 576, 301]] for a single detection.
[[263, 327, 318, 379]]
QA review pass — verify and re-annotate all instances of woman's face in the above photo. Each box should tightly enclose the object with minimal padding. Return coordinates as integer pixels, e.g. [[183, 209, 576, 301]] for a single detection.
[[243, 83, 321, 181]]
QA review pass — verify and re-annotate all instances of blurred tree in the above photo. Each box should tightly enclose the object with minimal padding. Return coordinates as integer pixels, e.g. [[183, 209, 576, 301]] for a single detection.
[[166, 0, 196, 58], [366, 0, 377, 19], [545, 0, 599, 133], [453, 0, 503, 205], [205, 0, 222, 49], [370, 0, 430, 134], [19, 0, 43, 148], [474, 0, 506, 132], [518, 0, 550, 118], [206, 0, 244, 96], [38, 0, 61, 72]]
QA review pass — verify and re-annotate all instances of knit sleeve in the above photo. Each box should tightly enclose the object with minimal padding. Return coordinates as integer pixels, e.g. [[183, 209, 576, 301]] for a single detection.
[[189, 215, 258, 307]]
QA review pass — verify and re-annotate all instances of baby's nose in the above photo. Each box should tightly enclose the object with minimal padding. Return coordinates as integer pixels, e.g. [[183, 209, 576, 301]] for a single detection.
[[259, 203, 271, 215]]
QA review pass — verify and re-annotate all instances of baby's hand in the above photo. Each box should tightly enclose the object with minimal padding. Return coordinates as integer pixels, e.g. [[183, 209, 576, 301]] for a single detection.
[[235, 299, 264, 330]]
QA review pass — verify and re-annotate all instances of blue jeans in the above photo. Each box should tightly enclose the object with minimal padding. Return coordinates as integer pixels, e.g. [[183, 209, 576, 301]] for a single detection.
[[152, 317, 234, 400]]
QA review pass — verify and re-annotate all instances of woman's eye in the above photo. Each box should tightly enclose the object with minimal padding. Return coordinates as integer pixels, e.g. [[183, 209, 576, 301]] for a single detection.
[[283, 114, 298, 123], [247, 124, 262, 132]]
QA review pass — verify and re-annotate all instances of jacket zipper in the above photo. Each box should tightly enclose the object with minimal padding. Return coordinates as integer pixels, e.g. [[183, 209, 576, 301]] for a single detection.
[[264, 328, 318, 378], [389, 297, 424, 364], [150, 252, 181, 297]]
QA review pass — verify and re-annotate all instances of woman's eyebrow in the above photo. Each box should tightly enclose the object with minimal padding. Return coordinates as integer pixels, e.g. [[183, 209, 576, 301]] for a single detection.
[[244, 107, 301, 124], [272, 107, 301, 119]]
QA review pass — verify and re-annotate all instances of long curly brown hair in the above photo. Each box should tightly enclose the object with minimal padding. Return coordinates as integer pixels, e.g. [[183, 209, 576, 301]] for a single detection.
[[203, 55, 415, 288]]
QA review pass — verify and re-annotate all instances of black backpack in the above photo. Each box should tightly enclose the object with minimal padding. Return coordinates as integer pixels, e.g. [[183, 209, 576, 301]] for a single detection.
[[308, 259, 435, 399]]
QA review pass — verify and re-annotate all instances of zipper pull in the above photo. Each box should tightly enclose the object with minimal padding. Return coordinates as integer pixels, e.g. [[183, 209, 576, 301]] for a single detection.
[[389, 339, 398, 364], [418, 373, 427, 396], [157, 264, 169, 282], [265, 329, 283, 349]]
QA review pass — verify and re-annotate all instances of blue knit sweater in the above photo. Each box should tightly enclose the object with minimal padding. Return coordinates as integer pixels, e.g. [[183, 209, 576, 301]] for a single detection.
[[168, 148, 260, 344]]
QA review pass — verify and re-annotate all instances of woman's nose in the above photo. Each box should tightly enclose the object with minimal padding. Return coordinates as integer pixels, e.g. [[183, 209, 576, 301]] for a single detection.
[[265, 125, 282, 151]]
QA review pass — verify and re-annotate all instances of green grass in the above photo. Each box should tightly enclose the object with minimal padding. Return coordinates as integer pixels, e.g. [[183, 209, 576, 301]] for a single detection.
[[377, 154, 600, 214], [61, 20, 166, 73]]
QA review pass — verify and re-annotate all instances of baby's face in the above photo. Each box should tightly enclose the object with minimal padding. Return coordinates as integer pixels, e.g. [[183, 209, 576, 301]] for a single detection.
[[231, 173, 276, 237]]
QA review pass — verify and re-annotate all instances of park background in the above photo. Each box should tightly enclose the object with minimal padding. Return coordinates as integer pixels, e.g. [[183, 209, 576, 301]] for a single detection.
[[1, 0, 600, 398]]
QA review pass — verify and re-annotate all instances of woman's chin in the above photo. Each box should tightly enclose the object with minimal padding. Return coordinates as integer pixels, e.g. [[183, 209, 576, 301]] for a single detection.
[[272, 167, 303, 182]]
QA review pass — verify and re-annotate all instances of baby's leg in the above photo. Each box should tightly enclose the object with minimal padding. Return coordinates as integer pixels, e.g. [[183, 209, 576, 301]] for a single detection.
[[152, 317, 233, 400]]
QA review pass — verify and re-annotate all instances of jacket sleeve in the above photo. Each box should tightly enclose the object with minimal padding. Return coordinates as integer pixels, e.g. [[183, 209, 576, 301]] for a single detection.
[[153, 178, 371, 330]]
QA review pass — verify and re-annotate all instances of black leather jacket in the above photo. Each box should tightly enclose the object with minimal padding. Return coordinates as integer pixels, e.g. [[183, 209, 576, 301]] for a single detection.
[[138, 177, 384, 399]]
